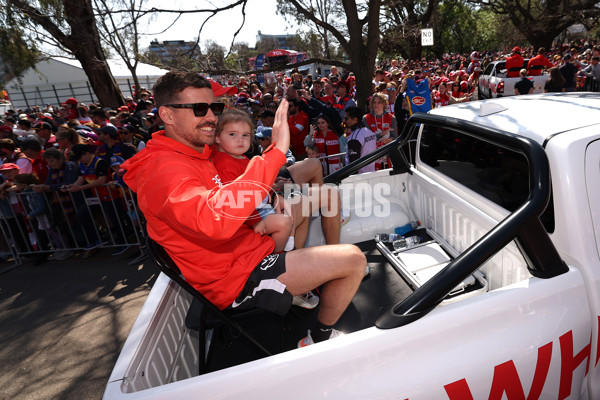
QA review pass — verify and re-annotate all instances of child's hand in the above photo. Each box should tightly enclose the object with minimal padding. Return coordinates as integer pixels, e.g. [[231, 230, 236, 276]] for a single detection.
[[252, 220, 267, 236]]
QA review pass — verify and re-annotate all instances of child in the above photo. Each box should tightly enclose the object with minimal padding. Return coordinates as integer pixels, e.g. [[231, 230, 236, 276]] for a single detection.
[[109, 156, 127, 188], [305, 144, 319, 159], [212, 109, 294, 253]]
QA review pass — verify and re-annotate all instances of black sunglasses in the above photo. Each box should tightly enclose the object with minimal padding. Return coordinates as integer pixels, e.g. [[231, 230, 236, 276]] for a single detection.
[[164, 102, 225, 117]]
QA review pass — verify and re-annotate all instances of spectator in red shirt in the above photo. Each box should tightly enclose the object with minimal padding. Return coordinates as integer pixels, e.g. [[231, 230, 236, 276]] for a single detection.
[[287, 98, 310, 159], [20, 139, 49, 184], [61, 98, 79, 120], [308, 114, 342, 175], [527, 47, 554, 76]]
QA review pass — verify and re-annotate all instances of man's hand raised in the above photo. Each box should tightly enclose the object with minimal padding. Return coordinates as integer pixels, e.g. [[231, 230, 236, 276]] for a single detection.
[[272, 98, 290, 155]]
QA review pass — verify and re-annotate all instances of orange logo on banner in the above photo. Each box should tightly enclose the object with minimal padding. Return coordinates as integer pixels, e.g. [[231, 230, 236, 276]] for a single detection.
[[412, 96, 426, 106]]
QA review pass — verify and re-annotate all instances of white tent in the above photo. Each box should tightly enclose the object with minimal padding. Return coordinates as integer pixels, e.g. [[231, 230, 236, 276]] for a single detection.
[[5, 57, 169, 110]]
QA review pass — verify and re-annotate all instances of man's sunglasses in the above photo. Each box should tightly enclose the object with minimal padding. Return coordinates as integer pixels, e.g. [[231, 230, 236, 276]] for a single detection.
[[164, 102, 225, 117]]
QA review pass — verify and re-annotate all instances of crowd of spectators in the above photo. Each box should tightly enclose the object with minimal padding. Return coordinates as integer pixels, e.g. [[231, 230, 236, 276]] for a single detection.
[[0, 90, 158, 264], [1, 39, 599, 264]]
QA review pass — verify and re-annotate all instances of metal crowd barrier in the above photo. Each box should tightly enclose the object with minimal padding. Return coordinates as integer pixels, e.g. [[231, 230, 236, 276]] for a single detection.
[[581, 76, 600, 92], [0, 182, 147, 272]]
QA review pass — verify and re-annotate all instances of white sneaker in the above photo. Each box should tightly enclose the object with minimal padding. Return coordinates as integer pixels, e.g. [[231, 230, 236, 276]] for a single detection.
[[292, 291, 320, 309], [284, 236, 295, 252], [298, 329, 343, 348], [54, 250, 75, 261]]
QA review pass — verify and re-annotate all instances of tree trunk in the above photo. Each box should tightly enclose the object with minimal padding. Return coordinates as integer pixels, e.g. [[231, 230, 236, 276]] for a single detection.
[[525, 31, 558, 51], [344, 0, 380, 110], [8, 0, 125, 109], [63, 1, 124, 109]]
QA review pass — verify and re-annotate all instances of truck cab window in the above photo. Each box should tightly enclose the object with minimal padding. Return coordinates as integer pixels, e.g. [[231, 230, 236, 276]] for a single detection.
[[419, 125, 530, 211]]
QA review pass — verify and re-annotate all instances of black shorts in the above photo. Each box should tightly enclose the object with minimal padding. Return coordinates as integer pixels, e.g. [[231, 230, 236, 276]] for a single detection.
[[278, 166, 296, 184], [228, 253, 293, 315]]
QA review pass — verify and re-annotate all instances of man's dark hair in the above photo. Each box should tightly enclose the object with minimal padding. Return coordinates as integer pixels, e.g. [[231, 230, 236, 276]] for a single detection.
[[20, 139, 42, 152], [42, 147, 64, 161], [18, 119, 31, 129], [345, 106, 364, 121], [152, 71, 212, 108], [91, 109, 106, 118]]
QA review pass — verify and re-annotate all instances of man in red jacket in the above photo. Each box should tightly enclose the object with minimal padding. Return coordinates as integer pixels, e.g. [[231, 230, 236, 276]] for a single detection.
[[505, 47, 525, 78], [123, 71, 366, 347], [287, 98, 309, 159], [527, 47, 554, 76]]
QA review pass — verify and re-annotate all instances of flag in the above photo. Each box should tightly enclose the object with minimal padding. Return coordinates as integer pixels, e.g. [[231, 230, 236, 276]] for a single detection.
[[406, 78, 432, 115]]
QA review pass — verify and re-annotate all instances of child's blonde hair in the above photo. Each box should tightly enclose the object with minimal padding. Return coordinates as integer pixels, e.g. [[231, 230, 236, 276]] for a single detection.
[[215, 109, 255, 141]]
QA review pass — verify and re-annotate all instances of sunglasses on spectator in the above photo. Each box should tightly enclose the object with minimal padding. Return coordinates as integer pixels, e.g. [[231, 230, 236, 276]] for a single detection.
[[164, 102, 225, 117]]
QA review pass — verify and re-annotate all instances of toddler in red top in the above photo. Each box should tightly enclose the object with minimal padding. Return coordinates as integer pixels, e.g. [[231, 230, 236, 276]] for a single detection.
[[212, 110, 294, 253]]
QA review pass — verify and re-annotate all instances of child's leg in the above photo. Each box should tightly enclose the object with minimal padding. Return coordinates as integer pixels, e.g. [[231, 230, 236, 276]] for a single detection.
[[263, 213, 293, 252]]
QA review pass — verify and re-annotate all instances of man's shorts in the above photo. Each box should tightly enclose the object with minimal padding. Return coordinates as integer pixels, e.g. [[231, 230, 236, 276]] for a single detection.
[[228, 253, 293, 315], [277, 166, 296, 184]]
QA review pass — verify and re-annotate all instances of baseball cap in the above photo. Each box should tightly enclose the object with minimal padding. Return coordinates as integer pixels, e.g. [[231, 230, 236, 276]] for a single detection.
[[0, 163, 20, 172], [32, 121, 53, 131], [255, 127, 272, 139], [69, 144, 91, 161], [118, 124, 136, 133], [0, 125, 13, 134], [110, 156, 125, 168], [512, 46, 522, 53], [62, 97, 78, 106], [98, 125, 118, 139]]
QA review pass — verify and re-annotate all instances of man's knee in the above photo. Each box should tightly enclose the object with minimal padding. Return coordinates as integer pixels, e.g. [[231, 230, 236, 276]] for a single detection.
[[269, 213, 293, 234], [339, 244, 366, 273]]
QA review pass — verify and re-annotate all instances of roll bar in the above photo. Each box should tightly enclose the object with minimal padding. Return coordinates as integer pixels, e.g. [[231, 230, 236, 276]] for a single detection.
[[325, 113, 568, 329]]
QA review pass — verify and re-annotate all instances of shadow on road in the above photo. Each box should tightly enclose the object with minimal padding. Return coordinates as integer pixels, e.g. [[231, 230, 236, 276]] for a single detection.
[[0, 248, 158, 400]]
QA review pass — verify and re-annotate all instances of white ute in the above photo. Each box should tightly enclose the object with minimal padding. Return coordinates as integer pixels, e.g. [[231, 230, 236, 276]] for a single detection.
[[104, 93, 600, 399]]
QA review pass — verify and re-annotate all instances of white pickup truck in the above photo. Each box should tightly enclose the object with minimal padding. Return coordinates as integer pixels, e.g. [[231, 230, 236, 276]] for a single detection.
[[478, 60, 549, 99], [104, 93, 600, 399]]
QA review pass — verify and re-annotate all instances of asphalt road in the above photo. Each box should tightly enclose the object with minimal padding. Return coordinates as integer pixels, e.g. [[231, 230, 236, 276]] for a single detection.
[[0, 248, 158, 400]]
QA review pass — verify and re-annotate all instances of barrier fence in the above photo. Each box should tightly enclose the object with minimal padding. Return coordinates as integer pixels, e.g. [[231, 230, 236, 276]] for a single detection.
[[0, 182, 147, 272], [581, 76, 600, 92]]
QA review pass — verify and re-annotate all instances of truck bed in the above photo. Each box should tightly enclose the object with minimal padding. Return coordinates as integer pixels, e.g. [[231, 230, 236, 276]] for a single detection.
[[206, 238, 413, 372], [105, 165, 533, 397]]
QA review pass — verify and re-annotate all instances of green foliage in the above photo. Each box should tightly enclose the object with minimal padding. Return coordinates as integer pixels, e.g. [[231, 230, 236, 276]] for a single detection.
[[0, 24, 39, 85], [434, 0, 477, 54]]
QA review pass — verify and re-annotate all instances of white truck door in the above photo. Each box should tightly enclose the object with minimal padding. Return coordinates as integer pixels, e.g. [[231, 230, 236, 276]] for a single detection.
[[584, 138, 600, 399]]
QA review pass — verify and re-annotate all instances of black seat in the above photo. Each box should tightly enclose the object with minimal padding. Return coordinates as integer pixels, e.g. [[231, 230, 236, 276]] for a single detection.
[[146, 237, 273, 374]]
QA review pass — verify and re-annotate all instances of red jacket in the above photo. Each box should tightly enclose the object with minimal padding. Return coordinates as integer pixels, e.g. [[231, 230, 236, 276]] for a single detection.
[[527, 54, 553, 76], [288, 110, 309, 157], [505, 54, 524, 78], [122, 131, 286, 309]]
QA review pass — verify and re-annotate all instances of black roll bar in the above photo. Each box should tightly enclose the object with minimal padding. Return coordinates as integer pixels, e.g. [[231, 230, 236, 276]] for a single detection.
[[332, 113, 568, 329]]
